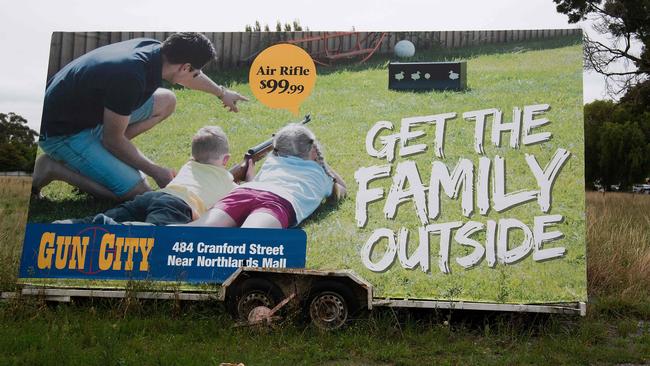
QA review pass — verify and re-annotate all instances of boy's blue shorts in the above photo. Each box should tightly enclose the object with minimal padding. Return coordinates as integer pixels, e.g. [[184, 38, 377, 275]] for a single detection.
[[39, 94, 155, 197]]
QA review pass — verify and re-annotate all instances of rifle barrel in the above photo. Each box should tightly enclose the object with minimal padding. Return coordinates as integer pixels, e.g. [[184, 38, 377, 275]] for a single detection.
[[247, 140, 273, 155], [246, 114, 311, 155]]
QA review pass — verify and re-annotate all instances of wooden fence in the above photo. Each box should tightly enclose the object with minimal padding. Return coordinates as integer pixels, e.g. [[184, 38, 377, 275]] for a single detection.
[[47, 29, 581, 79]]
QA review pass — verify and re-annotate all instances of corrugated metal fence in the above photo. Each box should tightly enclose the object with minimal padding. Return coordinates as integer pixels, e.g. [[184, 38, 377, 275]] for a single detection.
[[47, 29, 581, 79]]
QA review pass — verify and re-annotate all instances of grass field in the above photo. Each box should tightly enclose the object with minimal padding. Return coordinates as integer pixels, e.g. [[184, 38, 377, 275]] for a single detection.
[[0, 302, 649, 365], [0, 176, 30, 291], [586, 191, 650, 313], [26, 36, 586, 303]]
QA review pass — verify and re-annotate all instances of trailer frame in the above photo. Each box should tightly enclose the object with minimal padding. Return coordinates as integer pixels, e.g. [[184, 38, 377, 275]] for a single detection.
[[1, 267, 586, 318]]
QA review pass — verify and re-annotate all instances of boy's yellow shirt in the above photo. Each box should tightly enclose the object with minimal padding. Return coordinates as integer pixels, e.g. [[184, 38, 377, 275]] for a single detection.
[[160, 160, 236, 219]]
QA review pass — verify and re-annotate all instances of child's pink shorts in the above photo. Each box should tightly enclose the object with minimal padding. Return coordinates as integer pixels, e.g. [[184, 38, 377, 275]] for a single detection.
[[213, 188, 296, 228]]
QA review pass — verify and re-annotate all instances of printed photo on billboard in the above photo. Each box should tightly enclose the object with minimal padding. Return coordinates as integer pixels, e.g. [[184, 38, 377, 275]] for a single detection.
[[21, 30, 586, 304]]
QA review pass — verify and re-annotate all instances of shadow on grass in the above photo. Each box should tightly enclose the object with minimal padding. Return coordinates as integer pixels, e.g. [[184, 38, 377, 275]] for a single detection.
[[368, 306, 568, 336], [29, 190, 345, 225], [198, 34, 582, 87], [28, 194, 115, 223], [300, 197, 346, 226]]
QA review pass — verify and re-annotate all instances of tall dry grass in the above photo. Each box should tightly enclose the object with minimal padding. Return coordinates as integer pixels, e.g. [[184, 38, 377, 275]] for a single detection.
[[586, 191, 650, 307], [0, 176, 31, 290]]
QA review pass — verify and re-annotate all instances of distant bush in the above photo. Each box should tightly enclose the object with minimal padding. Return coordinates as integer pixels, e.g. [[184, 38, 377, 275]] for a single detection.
[[584, 96, 650, 189], [244, 19, 308, 32], [0, 113, 38, 173]]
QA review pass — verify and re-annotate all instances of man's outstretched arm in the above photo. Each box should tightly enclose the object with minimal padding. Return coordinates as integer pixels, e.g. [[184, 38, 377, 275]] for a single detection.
[[178, 73, 249, 112]]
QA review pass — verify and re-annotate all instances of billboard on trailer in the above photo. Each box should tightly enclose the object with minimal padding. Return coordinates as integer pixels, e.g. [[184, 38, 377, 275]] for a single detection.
[[21, 29, 586, 305]]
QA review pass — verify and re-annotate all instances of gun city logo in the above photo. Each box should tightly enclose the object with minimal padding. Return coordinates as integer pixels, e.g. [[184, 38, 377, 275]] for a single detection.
[[36, 226, 154, 274]]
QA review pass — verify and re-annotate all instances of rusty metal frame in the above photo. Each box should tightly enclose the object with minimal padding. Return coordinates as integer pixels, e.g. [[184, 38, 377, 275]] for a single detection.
[[221, 267, 374, 310], [2, 287, 218, 302], [286, 32, 388, 66], [373, 299, 586, 316]]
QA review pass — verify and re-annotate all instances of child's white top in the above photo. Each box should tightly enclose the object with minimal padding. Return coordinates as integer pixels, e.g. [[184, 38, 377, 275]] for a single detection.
[[242, 155, 334, 225], [160, 161, 236, 219]]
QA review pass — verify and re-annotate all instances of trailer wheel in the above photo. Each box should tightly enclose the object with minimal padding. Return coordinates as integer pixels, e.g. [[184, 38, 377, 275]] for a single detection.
[[307, 281, 358, 330], [229, 278, 284, 320]]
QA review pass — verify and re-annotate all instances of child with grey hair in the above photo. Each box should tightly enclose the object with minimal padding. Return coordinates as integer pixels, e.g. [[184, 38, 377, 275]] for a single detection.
[[56, 126, 237, 225], [191, 124, 346, 228]]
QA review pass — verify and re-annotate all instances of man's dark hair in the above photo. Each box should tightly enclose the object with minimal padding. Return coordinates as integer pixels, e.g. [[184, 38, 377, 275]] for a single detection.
[[161, 32, 216, 69]]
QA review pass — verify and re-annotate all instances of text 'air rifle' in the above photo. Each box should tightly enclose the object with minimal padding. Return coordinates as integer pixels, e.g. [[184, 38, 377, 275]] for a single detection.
[[229, 114, 312, 182]]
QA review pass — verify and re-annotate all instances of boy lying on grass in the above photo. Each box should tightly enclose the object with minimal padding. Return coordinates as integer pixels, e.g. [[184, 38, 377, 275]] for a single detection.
[[189, 124, 346, 229], [55, 126, 242, 225]]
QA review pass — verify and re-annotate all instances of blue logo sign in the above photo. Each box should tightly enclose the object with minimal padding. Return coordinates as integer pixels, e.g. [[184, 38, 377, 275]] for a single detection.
[[20, 224, 307, 283]]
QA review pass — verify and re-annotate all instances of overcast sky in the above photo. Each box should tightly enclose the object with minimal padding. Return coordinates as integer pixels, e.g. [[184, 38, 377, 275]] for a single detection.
[[0, 0, 614, 131]]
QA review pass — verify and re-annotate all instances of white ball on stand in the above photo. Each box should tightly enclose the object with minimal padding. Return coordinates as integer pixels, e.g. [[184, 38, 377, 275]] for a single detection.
[[394, 40, 415, 58]]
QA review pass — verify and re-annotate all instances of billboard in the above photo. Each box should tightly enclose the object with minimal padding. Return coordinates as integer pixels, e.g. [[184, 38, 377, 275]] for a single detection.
[[22, 30, 586, 304]]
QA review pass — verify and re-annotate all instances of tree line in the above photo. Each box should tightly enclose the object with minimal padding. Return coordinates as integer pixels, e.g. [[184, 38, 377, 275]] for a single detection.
[[0, 113, 37, 173], [555, 0, 650, 189], [584, 84, 650, 188]]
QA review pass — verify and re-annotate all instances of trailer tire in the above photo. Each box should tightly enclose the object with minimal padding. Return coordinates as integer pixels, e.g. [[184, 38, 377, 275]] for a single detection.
[[228, 278, 284, 320], [307, 281, 359, 330]]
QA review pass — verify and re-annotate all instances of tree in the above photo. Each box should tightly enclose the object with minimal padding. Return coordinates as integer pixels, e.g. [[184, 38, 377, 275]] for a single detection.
[[0, 112, 38, 172], [556, 1, 650, 188], [245, 19, 308, 32], [583, 100, 650, 188], [619, 78, 650, 113], [553, 0, 649, 95], [597, 121, 650, 186], [583, 100, 614, 184]]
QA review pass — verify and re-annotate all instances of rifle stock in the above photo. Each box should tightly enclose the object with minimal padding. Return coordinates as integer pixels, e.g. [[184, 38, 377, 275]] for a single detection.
[[229, 114, 311, 183]]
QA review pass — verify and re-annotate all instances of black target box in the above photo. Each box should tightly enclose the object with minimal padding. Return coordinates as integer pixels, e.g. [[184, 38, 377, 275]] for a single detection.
[[388, 61, 467, 91]]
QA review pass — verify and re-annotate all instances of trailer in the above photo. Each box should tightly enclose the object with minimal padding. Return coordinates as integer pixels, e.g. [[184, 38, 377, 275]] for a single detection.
[[2, 267, 586, 330]]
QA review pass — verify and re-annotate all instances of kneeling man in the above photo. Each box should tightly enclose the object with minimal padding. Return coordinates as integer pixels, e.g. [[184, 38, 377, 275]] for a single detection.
[[34, 32, 247, 201]]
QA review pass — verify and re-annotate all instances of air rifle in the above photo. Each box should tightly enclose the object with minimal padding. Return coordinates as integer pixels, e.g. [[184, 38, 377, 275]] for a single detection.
[[229, 114, 312, 183]]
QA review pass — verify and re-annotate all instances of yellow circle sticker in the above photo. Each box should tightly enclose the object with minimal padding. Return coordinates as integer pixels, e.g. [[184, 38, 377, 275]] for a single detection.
[[249, 44, 316, 115]]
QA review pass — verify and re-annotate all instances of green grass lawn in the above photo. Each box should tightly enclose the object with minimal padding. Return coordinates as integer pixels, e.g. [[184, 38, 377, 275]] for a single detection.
[[28, 36, 585, 304]]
